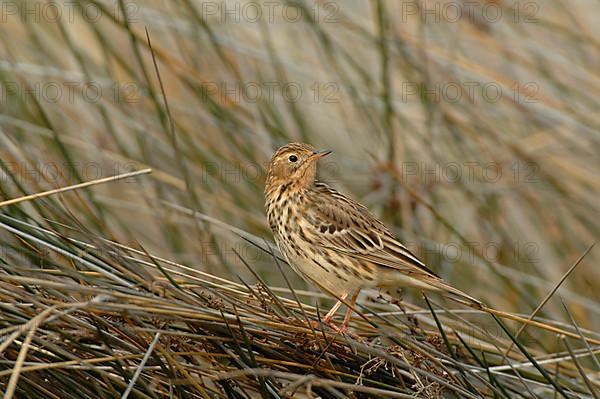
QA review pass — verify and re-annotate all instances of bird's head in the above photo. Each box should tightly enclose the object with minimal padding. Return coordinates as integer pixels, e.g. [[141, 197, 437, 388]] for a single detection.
[[266, 143, 331, 189]]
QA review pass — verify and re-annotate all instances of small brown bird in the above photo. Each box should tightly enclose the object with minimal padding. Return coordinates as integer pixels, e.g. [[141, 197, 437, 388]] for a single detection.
[[265, 143, 482, 332]]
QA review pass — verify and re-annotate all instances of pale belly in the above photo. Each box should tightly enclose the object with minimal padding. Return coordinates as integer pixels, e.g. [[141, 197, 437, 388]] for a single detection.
[[277, 241, 368, 297], [277, 239, 442, 297]]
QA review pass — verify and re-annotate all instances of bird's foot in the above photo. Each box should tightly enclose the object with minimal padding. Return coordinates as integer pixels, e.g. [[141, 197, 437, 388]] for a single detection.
[[332, 323, 361, 340], [308, 318, 336, 331], [309, 319, 361, 340]]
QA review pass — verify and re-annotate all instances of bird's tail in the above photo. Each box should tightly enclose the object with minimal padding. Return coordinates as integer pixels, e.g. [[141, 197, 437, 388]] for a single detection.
[[382, 277, 485, 309], [436, 280, 485, 309]]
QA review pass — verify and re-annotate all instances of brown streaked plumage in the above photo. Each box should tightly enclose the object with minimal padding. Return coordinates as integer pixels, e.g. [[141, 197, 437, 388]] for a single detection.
[[265, 143, 482, 332]]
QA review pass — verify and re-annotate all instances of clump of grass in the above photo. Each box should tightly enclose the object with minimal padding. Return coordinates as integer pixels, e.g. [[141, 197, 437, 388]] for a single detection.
[[0, 188, 597, 397]]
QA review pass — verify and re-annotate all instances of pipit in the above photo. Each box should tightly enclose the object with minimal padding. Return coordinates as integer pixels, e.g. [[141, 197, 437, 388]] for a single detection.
[[265, 143, 482, 332]]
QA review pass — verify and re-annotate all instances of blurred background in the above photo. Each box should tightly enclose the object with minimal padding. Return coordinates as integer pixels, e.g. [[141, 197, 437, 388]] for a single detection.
[[0, 0, 598, 333]]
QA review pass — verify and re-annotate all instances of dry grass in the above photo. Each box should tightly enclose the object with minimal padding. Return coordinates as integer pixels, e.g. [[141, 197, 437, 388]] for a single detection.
[[0, 205, 597, 397]]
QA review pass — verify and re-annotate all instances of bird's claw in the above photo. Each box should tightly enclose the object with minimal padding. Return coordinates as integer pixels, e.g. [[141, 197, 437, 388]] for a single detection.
[[308, 319, 361, 340]]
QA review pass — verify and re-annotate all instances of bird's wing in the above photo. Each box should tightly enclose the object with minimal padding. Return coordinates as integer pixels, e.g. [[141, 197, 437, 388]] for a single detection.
[[306, 183, 439, 278]]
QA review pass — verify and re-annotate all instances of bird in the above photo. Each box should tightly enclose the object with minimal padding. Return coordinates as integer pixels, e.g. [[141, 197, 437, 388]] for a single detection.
[[264, 142, 483, 332]]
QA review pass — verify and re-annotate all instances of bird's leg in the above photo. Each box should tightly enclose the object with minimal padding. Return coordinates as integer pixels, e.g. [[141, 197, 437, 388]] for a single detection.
[[339, 290, 359, 333], [322, 293, 347, 324]]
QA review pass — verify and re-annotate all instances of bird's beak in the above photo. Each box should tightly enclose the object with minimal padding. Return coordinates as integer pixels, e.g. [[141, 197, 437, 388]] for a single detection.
[[311, 149, 332, 159]]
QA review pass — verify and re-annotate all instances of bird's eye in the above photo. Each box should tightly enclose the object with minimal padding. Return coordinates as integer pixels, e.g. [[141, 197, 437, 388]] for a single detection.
[[288, 155, 298, 162]]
